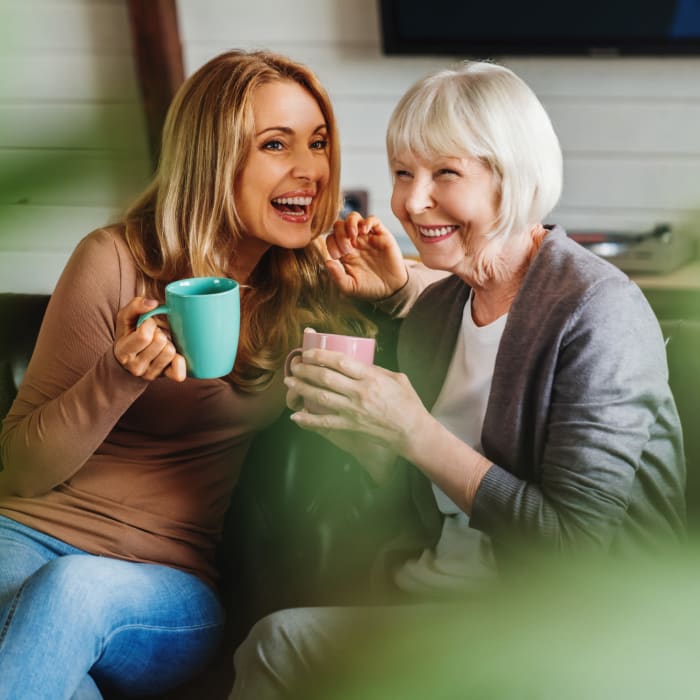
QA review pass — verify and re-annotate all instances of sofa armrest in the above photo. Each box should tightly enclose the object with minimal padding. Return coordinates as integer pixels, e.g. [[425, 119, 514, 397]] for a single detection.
[[0, 294, 50, 460]]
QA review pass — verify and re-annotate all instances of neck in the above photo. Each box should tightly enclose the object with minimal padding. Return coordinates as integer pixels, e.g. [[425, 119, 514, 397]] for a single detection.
[[468, 224, 546, 326], [228, 236, 271, 284]]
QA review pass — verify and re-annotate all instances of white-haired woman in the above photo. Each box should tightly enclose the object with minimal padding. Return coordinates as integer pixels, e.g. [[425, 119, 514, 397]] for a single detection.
[[230, 60, 685, 699]]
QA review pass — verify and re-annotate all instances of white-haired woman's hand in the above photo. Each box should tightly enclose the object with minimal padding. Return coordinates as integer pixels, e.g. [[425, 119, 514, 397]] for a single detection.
[[324, 212, 408, 301], [284, 346, 429, 464], [285, 346, 493, 510]]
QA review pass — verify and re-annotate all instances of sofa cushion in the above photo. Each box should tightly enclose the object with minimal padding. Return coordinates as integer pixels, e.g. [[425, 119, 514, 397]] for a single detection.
[[659, 319, 700, 527]]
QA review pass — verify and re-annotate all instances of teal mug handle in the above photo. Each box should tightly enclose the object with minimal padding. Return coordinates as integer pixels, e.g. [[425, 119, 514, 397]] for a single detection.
[[136, 305, 169, 328]]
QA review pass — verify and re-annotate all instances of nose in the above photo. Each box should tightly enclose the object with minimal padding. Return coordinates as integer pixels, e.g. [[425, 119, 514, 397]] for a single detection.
[[403, 177, 434, 215], [291, 147, 325, 182]]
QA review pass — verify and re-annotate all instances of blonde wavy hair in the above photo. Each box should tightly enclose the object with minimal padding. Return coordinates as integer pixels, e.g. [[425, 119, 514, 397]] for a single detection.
[[124, 50, 374, 390]]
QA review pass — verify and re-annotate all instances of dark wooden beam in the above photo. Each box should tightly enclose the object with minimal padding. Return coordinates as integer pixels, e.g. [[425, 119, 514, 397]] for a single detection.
[[127, 0, 185, 169]]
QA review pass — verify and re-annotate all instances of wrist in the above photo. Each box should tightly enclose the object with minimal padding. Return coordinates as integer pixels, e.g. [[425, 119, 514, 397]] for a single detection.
[[464, 454, 492, 509], [398, 408, 435, 465], [384, 264, 410, 300], [402, 418, 493, 513]]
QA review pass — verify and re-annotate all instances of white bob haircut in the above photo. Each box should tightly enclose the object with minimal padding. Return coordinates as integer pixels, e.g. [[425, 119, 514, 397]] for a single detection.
[[386, 61, 563, 240]]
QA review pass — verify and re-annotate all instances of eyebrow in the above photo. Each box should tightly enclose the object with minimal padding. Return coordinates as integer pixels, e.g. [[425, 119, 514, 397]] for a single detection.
[[256, 123, 328, 137]]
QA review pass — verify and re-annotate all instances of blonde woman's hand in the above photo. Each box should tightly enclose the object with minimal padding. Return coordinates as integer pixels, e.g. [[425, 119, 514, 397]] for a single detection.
[[113, 297, 187, 382], [325, 212, 408, 301]]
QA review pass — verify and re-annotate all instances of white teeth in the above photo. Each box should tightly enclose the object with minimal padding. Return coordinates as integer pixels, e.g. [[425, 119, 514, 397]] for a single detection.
[[272, 196, 312, 206], [418, 225, 457, 238]]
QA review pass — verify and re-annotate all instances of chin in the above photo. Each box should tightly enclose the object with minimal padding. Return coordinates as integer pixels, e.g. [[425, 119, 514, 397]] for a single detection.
[[272, 229, 315, 250], [418, 250, 462, 272]]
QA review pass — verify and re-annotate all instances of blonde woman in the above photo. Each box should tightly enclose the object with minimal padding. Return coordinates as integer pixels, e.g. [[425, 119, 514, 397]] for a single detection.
[[231, 60, 685, 698], [0, 50, 372, 699]]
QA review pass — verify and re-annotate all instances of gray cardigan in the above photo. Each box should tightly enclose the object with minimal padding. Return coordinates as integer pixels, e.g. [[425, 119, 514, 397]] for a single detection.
[[387, 226, 685, 567]]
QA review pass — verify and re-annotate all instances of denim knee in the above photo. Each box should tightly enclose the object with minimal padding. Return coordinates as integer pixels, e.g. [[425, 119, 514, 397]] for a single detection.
[[29, 555, 123, 625], [0, 552, 224, 699]]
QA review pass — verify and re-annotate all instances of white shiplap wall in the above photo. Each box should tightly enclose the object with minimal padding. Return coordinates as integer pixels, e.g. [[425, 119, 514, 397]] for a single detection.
[[1, 0, 699, 292], [179, 0, 700, 255], [0, 0, 151, 293]]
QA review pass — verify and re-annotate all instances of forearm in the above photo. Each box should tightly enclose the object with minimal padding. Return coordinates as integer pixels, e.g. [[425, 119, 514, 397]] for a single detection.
[[375, 262, 449, 319], [402, 414, 492, 513]]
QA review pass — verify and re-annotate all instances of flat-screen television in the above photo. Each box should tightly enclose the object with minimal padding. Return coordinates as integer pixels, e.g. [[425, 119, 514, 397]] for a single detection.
[[379, 0, 700, 56]]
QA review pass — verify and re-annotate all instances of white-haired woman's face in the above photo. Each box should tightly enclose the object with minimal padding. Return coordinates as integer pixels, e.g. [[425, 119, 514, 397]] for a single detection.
[[390, 151, 499, 275]]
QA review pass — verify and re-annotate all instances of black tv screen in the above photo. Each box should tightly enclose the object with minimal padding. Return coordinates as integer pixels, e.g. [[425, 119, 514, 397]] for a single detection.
[[379, 0, 700, 56]]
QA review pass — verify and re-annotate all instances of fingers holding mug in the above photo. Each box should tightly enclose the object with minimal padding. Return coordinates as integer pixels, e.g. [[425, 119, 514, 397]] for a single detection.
[[283, 330, 376, 415], [114, 297, 159, 370], [115, 296, 159, 341], [113, 297, 181, 381]]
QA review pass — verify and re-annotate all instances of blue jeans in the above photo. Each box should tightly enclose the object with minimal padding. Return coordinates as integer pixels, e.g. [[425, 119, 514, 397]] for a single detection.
[[0, 515, 225, 699]]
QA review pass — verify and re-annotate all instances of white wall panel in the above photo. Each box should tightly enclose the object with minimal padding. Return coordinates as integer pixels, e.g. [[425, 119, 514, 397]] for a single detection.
[[0, 150, 151, 207], [545, 101, 700, 155], [562, 158, 700, 210], [0, 56, 141, 101], [505, 58, 700, 99], [2, 0, 700, 292], [1, 0, 131, 51], [177, 0, 380, 45], [184, 43, 467, 98], [0, 0, 150, 293], [0, 252, 72, 294], [0, 104, 149, 152], [0, 205, 120, 251]]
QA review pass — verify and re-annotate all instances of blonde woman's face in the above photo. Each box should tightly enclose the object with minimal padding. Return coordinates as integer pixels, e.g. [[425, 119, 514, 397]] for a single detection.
[[236, 80, 330, 256], [390, 151, 499, 276]]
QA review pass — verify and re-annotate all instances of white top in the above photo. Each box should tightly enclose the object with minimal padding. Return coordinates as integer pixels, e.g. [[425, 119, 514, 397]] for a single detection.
[[394, 292, 507, 596]]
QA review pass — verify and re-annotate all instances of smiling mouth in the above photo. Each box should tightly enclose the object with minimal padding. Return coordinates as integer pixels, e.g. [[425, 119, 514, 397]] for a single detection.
[[271, 196, 313, 218], [417, 225, 459, 241]]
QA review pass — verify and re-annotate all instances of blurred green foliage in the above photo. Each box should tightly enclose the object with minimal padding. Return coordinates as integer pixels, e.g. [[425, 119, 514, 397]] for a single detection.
[[299, 545, 700, 699]]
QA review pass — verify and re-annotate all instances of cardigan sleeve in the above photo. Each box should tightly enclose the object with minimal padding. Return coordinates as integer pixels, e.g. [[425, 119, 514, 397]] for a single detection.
[[470, 275, 683, 552], [0, 230, 149, 498], [375, 261, 449, 319]]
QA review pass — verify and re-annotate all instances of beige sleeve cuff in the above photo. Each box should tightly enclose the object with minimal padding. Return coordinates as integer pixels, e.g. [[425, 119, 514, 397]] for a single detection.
[[375, 261, 449, 318]]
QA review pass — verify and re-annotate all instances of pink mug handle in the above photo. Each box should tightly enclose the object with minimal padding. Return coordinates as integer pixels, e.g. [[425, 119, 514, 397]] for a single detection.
[[284, 347, 303, 377]]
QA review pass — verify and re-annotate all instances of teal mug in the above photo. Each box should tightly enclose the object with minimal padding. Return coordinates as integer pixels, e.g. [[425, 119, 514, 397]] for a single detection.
[[137, 277, 240, 379]]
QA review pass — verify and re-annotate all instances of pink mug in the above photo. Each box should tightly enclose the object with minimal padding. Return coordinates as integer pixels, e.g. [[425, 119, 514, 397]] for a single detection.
[[285, 330, 376, 413]]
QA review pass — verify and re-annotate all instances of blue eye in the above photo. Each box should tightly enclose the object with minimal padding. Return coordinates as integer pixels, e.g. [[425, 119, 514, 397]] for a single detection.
[[394, 170, 412, 179], [263, 140, 284, 151], [311, 138, 328, 150]]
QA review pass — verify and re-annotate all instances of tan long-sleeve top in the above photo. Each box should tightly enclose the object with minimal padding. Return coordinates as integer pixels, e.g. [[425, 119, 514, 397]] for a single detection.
[[0, 227, 285, 588]]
